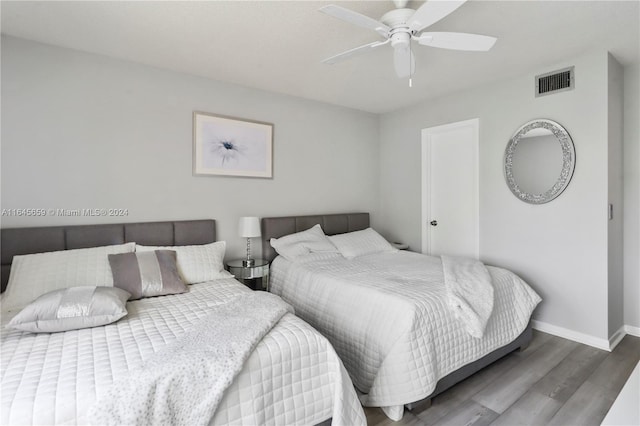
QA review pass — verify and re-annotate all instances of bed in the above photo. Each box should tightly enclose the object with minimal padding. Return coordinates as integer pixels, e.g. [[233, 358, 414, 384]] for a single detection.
[[262, 213, 541, 421], [0, 219, 365, 426]]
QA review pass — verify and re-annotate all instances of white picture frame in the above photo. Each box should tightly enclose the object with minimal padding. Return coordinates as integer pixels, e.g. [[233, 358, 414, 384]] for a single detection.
[[193, 111, 273, 178]]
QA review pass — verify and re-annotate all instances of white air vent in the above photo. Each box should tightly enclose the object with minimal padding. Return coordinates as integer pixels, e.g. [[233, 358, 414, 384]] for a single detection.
[[535, 66, 574, 97]]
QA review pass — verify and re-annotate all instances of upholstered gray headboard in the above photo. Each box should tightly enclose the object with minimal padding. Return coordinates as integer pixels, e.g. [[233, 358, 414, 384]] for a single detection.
[[1, 219, 216, 292], [261, 213, 369, 262]]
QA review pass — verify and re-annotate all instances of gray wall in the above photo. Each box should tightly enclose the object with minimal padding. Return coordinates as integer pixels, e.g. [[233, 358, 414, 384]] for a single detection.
[[379, 50, 615, 342], [0, 36, 380, 259], [2, 36, 638, 342]]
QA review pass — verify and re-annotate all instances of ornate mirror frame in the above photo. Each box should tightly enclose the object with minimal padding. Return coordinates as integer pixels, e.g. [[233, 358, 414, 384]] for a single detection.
[[504, 119, 576, 204]]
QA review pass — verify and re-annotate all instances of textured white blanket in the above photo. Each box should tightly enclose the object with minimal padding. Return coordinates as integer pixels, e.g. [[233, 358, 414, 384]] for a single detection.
[[88, 291, 293, 426], [441, 255, 494, 339], [271, 251, 542, 421]]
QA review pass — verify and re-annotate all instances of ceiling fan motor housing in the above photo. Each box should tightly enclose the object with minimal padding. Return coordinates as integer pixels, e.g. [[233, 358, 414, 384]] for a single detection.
[[390, 31, 411, 48], [380, 8, 415, 28], [381, 8, 415, 49], [392, 0, 410, 8]]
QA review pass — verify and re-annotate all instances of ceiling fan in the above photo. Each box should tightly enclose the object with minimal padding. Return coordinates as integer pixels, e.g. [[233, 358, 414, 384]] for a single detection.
[[320, 0, 496, 79]]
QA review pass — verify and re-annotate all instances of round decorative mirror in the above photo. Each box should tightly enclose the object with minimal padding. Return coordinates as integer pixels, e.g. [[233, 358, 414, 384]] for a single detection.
[[504, 119, 575, 204]]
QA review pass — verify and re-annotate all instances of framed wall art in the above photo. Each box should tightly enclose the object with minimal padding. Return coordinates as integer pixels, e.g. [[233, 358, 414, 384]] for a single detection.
[[193, 111, 273, 178]]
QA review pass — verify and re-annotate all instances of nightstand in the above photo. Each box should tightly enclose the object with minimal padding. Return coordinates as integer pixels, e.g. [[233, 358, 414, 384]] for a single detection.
[[226, 259, 270, 291]]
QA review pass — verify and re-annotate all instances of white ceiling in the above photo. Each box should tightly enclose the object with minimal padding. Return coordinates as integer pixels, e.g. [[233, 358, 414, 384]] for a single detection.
[[1, 1, 638, 114]]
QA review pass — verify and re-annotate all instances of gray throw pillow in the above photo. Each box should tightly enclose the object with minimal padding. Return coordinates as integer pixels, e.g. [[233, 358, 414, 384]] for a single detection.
[[109, 250, 188, 300], [7, 286, 131, 333]]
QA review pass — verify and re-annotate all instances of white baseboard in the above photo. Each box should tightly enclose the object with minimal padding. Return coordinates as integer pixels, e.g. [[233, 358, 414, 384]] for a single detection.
[[624, 325, 640, 337], [532, 321, 640, 352], [609, 326, 626, 351], [532, 320, 611, 351]]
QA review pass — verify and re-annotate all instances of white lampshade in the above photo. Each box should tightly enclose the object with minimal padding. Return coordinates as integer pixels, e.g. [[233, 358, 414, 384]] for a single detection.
[[238, 217, 261, 238]]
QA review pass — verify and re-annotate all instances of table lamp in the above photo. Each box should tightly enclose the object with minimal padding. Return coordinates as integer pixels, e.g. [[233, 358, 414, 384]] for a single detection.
[[238, 216, 261, 266]]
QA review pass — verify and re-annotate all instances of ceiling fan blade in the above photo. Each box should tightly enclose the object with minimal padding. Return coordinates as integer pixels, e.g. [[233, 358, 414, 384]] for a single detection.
[[319, 5, 390, 36], [407, 0, 467, 32], [417, 32, 497, 51], [322, 40, 389, 65], [393, 46, 415, 78]]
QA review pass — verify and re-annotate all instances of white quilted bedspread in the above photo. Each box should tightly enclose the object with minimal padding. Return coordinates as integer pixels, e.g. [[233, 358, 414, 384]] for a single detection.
[[1, 279, 365, 426], [270, 251, 541, 419]]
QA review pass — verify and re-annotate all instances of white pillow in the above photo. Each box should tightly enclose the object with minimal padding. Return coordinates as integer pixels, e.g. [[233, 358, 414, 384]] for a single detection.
[[7, 286, 131, 333], [135, 241, 232, 284], [270, 224, 338, 261], [329, 228, 398, 259], [1, 243, 136, 312]]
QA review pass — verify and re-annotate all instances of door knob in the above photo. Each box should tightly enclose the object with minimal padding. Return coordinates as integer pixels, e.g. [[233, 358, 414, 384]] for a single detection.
[[430, 220, 438, 226]]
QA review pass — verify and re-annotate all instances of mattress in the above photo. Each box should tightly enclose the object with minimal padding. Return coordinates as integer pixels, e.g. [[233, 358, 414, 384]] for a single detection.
[[270, 251, 541, 418], [1, 278, 365, 425]]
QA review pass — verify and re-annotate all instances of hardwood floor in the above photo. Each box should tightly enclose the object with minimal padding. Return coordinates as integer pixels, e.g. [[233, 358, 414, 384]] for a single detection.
[[364, 331, 640, 426]]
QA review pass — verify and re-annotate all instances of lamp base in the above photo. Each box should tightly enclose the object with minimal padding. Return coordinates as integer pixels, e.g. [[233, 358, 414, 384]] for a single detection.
[[243, 259, 256, 267]]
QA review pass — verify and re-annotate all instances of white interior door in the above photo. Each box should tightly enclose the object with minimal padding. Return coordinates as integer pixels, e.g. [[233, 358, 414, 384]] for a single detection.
[[421, 118, 479, 258]]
